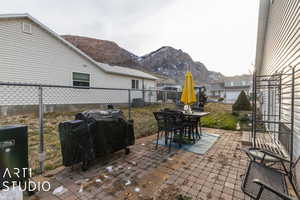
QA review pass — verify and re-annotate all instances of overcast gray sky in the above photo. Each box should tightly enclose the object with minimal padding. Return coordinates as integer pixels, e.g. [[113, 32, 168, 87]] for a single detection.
[[2, 0, 259, 76]]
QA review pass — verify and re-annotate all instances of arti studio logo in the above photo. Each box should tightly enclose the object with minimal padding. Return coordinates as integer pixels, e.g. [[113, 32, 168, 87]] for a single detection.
[[1, 168, 51, 192]]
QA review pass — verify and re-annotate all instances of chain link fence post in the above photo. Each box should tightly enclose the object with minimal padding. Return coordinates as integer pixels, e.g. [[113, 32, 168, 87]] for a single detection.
[[38, 85, 45, 174], [164, 91, 167, 106], [128, 89, 131, 120], [142, 80, 145, 106]]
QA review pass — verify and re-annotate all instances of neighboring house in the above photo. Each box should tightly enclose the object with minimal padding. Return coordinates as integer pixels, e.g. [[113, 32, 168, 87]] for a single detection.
[[206, 81, 225, 99], [223, 76, 252, 104], [157, 83, 182, 92], [255, 0, 300, 157], [206, 75, 251, 103], [0, 13, 157, 113]]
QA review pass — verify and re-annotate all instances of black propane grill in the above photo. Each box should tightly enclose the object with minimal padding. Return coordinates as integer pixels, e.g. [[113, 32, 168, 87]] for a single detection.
[[58, 120, 95, 170], [59, 109, 134, 170]]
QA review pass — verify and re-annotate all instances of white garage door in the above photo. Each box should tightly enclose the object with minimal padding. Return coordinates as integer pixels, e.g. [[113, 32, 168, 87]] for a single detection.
[[226, 91, 241, 104]]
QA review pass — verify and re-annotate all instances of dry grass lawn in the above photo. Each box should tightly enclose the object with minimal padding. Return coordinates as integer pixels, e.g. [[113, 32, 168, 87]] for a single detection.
[[202, 103, 238, 130], [0, 103, 175, 173]]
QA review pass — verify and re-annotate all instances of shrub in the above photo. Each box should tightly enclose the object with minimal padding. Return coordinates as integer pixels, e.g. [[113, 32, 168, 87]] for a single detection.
[[218, 97, 224, 102], [232, 90, 252, 111], [232, 111, 239, 116]]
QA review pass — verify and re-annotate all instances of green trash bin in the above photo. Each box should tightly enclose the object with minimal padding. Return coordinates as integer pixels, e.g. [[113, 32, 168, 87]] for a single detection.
[[0, 125, 28, 189]]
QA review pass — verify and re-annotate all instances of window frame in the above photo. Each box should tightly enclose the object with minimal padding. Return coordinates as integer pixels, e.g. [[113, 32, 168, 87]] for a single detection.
[[131, 79, 140, 89], [22, 22, 32, 34], [72, 72, 90, 88]]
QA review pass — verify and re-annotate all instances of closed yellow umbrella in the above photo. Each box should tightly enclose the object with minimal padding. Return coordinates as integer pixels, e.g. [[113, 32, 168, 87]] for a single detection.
[[181, 71, 197, 105]]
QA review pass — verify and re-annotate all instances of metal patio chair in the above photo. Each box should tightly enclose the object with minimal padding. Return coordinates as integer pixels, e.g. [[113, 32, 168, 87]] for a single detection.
[[154, 110, 185, 152], [153, 112, 169, 149], [183, 115, 201, 142], [241, 149, 300, 200]]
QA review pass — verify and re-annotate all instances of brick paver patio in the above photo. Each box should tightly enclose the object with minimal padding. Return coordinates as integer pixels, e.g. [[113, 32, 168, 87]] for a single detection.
[[31, 128, 249, 200]]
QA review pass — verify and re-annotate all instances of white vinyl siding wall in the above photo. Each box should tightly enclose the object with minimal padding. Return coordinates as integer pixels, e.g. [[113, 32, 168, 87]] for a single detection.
[[0, 18, 156, 105], [258, 0, 300, 157]]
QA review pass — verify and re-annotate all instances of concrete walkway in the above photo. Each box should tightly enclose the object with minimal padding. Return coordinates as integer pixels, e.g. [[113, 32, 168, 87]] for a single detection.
[[31, 128, 248, 200]]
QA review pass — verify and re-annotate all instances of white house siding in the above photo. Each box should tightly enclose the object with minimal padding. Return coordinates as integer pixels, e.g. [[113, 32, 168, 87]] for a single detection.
[[0, 18, 156, 107], [256, 0, 300, 157]]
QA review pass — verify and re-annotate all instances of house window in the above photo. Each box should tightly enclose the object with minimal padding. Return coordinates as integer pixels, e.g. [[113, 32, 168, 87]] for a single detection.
[[73, 72, 90, 87], [132, 80, 139, 89]]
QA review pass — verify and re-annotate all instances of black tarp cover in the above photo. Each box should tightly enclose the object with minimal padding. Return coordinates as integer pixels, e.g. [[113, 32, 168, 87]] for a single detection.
[[75, 109, 135, 156], [58, 120, 95, 167]]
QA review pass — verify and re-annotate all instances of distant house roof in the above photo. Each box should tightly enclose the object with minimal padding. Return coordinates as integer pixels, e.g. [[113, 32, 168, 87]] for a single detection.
[[206, 82, 224, 91], [0, 13, 158, 80], [98, 63, 158, 80], [223, 75, 252, 82]]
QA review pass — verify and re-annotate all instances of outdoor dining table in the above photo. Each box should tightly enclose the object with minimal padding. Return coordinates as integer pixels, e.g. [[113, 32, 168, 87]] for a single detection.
[[155, 110, 210, 151], [180, 111, 210, 136]]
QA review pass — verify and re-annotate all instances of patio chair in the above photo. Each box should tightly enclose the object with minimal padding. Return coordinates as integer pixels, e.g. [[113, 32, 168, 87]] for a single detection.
[[153, 112, 178, 152], [161, 109, 200, 143], [154, 111, 185, 152], [153, 112, 169, 148], [241, 149, 300, 200], [164, 111, 185, 149], [241, 147, 284, 166], [183, 115, 201, 142], [160, 109, 185, 132]]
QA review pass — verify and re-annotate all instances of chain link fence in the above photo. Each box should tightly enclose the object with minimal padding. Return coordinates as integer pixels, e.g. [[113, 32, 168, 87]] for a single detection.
[[0, 82, 180, 173]]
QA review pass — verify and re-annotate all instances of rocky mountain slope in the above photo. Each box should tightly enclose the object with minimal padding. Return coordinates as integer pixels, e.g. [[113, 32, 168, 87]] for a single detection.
[[62, 35, 224, 84], [62, 35, 139, 67], [136, 46, 223, 84]]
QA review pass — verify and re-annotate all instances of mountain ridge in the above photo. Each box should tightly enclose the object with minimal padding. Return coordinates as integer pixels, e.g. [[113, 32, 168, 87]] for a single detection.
[[62, 35, 224, 84]]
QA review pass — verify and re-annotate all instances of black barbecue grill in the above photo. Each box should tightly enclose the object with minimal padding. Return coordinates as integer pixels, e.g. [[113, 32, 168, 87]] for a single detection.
[[59, 109, 135, 170]]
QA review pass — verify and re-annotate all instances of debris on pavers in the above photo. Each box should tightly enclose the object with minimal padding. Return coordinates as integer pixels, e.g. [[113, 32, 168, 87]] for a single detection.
[[127, 160, 138, 166], [31, 129, 248, 200], [156, 184, 192, 200], [106, 166, 113, 173], [95, 179, 102, 183], [104, 178, 126, 196], [125, 180, 131, 186], [217, 152, 229, 167], [75, 178, 90, 185], [75, 176, 106, 194], [52, 186, 67, 196], [103, 174, 110, 179], [78, 185, 83, 193], [134, 187, 141, 192]]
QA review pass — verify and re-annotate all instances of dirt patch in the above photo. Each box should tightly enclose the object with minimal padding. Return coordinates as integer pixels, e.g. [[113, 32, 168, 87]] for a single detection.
[[156, 184, 192, 200]]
